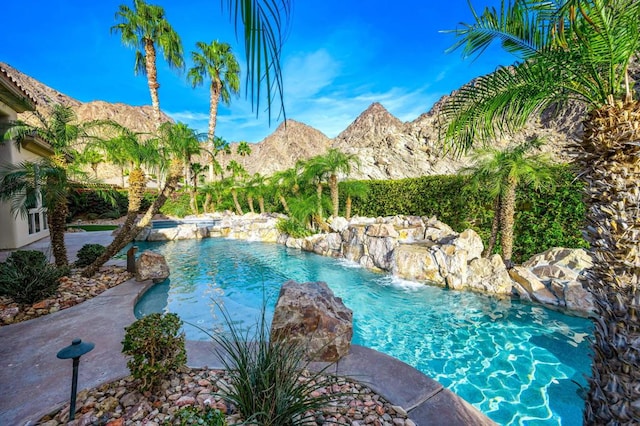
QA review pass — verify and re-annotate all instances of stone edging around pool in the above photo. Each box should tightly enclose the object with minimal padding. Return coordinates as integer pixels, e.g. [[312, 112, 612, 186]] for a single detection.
[[136, 213, 594, 317]]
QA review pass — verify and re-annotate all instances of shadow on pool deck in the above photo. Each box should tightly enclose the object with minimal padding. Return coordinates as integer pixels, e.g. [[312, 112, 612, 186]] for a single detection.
[[0, 231, 495, 426]]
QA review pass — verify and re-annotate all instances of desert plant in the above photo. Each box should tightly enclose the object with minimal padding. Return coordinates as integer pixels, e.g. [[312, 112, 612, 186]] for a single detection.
[[75, 244, 107, 268], [204, 304, 345, 426], [0, 250, 64, 304], [169, 405, 226, 426], [122, 313, 186, 392]]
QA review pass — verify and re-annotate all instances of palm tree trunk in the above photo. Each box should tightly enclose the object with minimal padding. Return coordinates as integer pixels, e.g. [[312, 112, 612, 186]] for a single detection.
[[208, 82, 220, 182], [346, 195, 352, 220], [203, 193, 212, 212], [48, 197, 69, 267], [316, 182, 323, 218], [500, 180, 517, 267], [279, 194, 290, 215], [231, 189, 243, 215], [144, 40, 162, 127], [581, 101, 640, 424], [82, 161, 182, 278], [329, 173, 339, 217], [120, 168, 146, 237], [484, 196, 501, 257], [247, 196, 255, 213], [258, 196, 265, 214]]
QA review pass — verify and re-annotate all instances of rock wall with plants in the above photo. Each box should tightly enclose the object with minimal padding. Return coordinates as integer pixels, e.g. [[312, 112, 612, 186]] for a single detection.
[[135, 213, 594, 316]]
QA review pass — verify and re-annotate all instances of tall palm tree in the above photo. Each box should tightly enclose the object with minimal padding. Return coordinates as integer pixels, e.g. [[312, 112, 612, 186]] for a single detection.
[[188, 41, 240, 181], [462, 139, 554, 266], [237, 141, 252, 157], [441, 1, 640, 422], [1, 105, 91, 267], [112, 0, 184, 126]]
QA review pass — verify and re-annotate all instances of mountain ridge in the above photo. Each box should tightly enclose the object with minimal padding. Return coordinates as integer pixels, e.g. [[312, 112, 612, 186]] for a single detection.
[[1, 61, 578, 181]]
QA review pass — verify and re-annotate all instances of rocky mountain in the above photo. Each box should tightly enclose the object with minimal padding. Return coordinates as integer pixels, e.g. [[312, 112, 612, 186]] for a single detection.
[[1, 62, 170, 135], [2, 61, 582, 182], [216, 120, 332, 176]]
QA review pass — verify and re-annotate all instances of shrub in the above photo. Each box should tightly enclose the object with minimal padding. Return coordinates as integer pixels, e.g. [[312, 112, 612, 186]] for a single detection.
[[276, 218, 313, 238], [342, 165, 587, 263], [205, 305, 344, 426], [0, 250, 64, 304], [169, 405, 226, 426], [75, 244, 107, 267], [122, 313, 187, 392]]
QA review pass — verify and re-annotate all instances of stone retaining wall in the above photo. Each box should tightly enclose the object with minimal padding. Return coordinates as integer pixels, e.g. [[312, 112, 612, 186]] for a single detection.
[[135, 213, 593, 316]]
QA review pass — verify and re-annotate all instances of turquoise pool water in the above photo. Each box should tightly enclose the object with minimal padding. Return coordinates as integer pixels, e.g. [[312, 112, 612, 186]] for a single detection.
[[133, 238, 592, 425]]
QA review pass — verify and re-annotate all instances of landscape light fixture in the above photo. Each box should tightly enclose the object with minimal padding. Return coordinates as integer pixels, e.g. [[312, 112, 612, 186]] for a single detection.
[[56, 338, 94, 421]]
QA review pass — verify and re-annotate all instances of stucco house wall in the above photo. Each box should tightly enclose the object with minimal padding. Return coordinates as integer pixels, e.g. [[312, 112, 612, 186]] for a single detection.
[[0, 68, 51, 249]]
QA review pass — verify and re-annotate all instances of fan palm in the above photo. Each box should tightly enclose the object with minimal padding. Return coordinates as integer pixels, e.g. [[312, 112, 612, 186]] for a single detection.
[[461, 139, 554, 266], [188, 41, 240, 181], [441, 1, 640, 422], [112, 0, 184, 126], [1, 105, 92, 267]]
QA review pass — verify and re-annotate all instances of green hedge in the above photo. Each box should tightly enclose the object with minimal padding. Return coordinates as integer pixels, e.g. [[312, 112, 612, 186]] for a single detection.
[[342, 165, 587, 263]]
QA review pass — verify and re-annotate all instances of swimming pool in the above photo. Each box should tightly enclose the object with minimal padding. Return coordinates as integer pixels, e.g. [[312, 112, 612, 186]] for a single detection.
[[134, 238, 592, 426]]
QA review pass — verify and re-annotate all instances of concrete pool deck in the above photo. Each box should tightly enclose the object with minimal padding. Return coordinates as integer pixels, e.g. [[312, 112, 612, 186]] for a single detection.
[[0, 231, 495, 425]]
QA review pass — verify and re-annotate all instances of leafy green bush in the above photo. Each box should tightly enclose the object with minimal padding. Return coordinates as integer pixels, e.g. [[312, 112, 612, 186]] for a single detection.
[[205, 305, 344, 426], [0, 251, 64, 304], [276, 218, 313, 238], [169, 405, 226, 426], [343, 165, 587, 263], [122, 313, 187, 392], [75, 244, 107, 267]]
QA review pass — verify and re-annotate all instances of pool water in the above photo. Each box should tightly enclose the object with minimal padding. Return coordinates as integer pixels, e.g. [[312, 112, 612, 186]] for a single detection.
[[133, 238, 592, 426]]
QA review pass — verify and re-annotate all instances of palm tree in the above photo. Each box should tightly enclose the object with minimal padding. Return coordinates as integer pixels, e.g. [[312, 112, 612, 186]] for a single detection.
[[341, 180, 369, 220], [270, 167, 300, 214], [441, 1, 640, 422], [237, 141, 252, 157], [189, 162, 206, 214], [112, 0, 184, 126], [305, 149, 359, 218], [89, 127, 160, 238], [1, 105, 91, 267], [246, 173, 268, 214], [82, 122, 197, 277], [462, 139, 554, 266], [226, 160, 247, 215], [188, 41, 240, 182], [221, 1, 291, 122]]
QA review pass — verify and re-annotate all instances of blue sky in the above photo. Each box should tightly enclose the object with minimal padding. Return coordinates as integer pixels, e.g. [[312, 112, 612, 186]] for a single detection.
[[3, 0, 513, 143]]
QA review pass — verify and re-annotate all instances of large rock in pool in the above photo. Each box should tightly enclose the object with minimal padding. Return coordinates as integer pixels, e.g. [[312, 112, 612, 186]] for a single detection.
[[135, 251, 170, 283], [270, 281, 353, 362]]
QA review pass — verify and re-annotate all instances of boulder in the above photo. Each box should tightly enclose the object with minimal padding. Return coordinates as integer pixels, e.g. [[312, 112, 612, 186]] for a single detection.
[[523, 247, 593, 270], [393, 243, 446, 286], [453, 229, 484, 262], [270, 281, 353, 362], [328, 216, 350, 233], [135, 251, 170, 283], [367, 237, 398, 271], [365, 223, 399, 238], [564, 280, 594, 314], [467, 255, 513, 295]]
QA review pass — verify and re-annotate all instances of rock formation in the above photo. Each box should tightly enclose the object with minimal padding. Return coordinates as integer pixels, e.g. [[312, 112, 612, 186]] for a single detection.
[[135, 251, 170, 283], [270, 280, 353, 362], [136, 213, 595, 316]]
